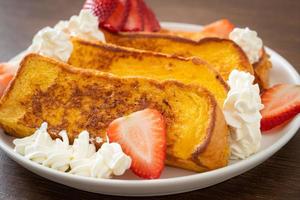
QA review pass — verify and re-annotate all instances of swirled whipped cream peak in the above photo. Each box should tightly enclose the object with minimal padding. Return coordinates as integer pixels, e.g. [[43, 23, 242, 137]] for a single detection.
[[69, 131, 97, 177], [54, 9, 105, 42], [28, 27, 73, 62], [8, 25, 73, 73], [70, 131, 131, 178], [8, 9, 104, 73], [13, 123, 131, 178], [223, 70, 264, 159], [229, 27, 263, 64], [13, 122, 73, 171]]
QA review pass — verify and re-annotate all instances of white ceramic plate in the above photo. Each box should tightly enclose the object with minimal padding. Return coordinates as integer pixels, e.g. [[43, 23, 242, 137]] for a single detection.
[[0, 22, 299, 196]]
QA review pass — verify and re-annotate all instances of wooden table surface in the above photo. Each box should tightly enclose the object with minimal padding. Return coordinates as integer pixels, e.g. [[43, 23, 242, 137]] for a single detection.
[[0, 0, 299, 199]]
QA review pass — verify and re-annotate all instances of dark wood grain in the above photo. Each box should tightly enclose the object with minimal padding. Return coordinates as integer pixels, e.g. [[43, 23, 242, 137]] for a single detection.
[[0, 0, 299, 199]]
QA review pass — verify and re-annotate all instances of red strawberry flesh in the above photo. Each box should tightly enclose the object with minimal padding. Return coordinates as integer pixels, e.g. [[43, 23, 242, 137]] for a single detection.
[[140, 0, 161, 32], [107, 109, 166, 179], [260, 84, 300, 131], [123, 0, 144, 32], [201, 19, 235, 38], [101, 0, 130, 32], [83, 0, 118, 23], [83, 0, 160, 33]]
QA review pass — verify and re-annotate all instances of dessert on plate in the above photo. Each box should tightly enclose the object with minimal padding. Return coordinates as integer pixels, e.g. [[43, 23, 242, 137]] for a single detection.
[[0, 0, 299, 180]]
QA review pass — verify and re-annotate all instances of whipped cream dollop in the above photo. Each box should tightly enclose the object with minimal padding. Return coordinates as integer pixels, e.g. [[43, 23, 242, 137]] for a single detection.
[[28, 27, 73, 62], [54, 10, 105, 42], [13, 122, 73, 172], [70, 133, 131, 178], [223, 70, 264, 159], [229, 27, 263, 64], [7, 9, 104, 73], [7, 26, 73, 74], [13, 123, 131, 178]]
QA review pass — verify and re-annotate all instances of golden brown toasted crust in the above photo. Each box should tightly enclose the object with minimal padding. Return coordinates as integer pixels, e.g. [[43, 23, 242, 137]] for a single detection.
[[193, 103, 229, 169], [104, 29, 214, 47], [68, 38, 229, 106], [253, 48, 272, 91], [159, 29, 206, 41], [104, 30, 254, 81], [0, 54, 229, 172]]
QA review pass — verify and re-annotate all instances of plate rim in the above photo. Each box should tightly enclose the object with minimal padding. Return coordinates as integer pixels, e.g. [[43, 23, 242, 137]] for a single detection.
[[0, 21, 299, 191]]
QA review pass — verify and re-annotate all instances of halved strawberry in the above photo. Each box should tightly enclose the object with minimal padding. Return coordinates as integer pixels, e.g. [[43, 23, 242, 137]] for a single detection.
[[83, 0, 118, 23], [123, 0, 144, 32], [139, 0, 161, 32], [107, 108, 166, 179], [260, 84, 300, 131], [201, 19, 235, 38]]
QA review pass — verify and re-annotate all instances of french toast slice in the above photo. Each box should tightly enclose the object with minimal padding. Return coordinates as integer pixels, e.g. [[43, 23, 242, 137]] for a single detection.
[[0, 54, 229, 172], [158, 30, 272, 90], [253, 49, 272, 90], [103, 31, 254, 81], [68, 38, 228, 106]]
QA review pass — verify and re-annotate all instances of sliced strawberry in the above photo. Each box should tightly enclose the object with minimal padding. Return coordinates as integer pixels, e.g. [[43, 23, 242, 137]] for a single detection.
[[83, 0, 160, 33], [260, 84, 300, 131], [101, 0, 130, 32], [201, 19, 235, 39], [107, 108, 166, 179], [123, 0, 144, 32], [83, 0, 130, 32], [139, 0, 161, 32], [83, 0, 118, 23]]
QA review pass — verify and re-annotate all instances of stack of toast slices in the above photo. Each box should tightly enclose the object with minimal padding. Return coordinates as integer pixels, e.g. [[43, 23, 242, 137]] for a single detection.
[[104, 30, 272, 90], [0, 54, 229, 172], [0, 26, 271, 172]]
